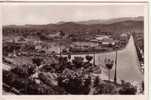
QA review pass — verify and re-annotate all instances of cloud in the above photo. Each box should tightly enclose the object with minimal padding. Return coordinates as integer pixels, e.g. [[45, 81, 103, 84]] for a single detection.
[[2, 3, 145, 25]]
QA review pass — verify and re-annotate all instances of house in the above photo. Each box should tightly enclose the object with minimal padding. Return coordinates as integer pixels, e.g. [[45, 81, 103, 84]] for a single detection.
[[120, 33, 129, 40], [48, 32, 61, 38], [72, 41, 98, 48], [91, 35, 112, 43], [101, 38, 115, 46], [95, 35, 110, 41], [35, 45, 42, 50], [120, 33, 128, 37]]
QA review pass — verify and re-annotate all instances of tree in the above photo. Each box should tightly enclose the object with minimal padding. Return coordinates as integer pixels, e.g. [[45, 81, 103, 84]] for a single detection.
[[67, 54, 71, 60], [83, 76, 91, 94], [57, 56, 68, 72], [32, 57, 43, 67], [85, 55, 93, 63], [58, 31, 66, 56], [119, 82, 137, 95], [72, 57, 84, 68], [104, 58, 114, 81], [93, 76, 100, 87], [141, 81, 144, 93], [11, 64, 36, 78], [59, 31, 65, 38], [94, 83, 117, 94]]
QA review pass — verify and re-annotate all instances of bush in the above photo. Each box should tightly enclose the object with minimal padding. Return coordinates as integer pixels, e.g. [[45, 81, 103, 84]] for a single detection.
[[3, 70, 61, 94], [93, 76, 100, 87], [11, 64, 36, 78], [72, 57, 84, 68], [94, 82, 117, 94], [32, 58, 43, 66], [25, 79, 57, 94], [3, 70, 29, 93], [58, 69, 92, 94], [85, 55, 93, 62], [119, 82, 137, 95]]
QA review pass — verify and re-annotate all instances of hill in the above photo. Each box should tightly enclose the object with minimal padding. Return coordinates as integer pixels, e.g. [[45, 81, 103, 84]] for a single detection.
[[77, 16, 143, 25], [3, 16, 144, 36]]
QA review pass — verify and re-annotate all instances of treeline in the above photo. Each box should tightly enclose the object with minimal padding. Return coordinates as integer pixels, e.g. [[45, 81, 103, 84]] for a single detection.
[[3, 20, 143, 37]]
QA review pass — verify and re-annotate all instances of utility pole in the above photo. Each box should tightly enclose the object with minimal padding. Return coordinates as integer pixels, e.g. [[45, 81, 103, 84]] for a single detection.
[[114, 49, 117, 84], [93, 47, 95, 65], [59, 45, 61, 57]]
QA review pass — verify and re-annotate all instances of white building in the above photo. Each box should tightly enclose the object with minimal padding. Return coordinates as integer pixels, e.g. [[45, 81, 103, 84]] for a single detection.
[[101, 38, 115, 46], [95, 35, 110, 41], [48, 32, 60, 38]]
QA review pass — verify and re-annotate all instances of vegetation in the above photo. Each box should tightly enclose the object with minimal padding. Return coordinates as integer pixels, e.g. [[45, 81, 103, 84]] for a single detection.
[[3, 19, 143, 37], [3, 18, 144, 95], [104, 58, 114, 81], [132, 32, 144, 64], [3, 55, 139, 95], [119, 82, 137, 95], [94, 82, 117, 94]]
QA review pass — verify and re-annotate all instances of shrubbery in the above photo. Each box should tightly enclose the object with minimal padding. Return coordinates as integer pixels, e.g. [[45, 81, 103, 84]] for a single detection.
[[11, 64, 36, 78], [3, 55, 138, 95], [119, 82, 137, 95], [94, 82, 117, 94]]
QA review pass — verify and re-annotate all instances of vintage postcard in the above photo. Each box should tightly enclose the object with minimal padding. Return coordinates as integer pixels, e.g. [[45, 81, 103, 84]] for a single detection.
[[0, 2, 149, 100]]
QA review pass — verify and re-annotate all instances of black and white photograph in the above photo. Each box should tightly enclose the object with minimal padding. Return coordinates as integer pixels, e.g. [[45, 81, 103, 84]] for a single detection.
[[2, 3, 147, 95]]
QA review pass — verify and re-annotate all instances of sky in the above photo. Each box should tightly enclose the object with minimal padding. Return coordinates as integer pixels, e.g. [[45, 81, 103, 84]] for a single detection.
[[2, 3, 145, 25]]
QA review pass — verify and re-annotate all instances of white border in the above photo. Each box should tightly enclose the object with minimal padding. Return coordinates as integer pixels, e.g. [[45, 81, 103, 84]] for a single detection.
[[0, 0, 149, 2], [0, 2, 149, 100]]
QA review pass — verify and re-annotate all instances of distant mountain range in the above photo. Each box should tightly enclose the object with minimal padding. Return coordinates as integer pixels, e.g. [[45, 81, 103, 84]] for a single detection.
[[3, 16, 144, 35], [5, 16, 143, 27], [57, 16, 144, 25]]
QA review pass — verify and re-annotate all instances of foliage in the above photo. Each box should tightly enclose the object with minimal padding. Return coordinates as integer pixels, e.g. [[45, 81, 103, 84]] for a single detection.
[[57, 56, 68, 72], [93, 76, 100, 87], [67, 54, 71, 60], [11, 64, 36, 78], [32, 57, 43, 66], [104, 58, 114, 70], [3, 70, 64, 94], [141, 81, 144, 93], [72, 57, 84, 68], [85, 55, 93, 62], [94, 82, 117, 94], [3, 70, 30, 93], [38, 72, 58, 87], [119, 82, 137, 95], [3, 55, 125, 95], [40, 64, 56, 72], [104, 58, 114, 81], [58, 74, 91, 94], [59, 31, 65, 37]]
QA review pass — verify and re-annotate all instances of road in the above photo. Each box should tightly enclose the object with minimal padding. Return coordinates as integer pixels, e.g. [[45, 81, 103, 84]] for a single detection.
[[69, 35, 143, 82]]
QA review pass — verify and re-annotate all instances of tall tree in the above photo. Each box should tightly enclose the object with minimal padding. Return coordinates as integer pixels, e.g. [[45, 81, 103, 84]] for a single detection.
[[104, 58, 114, 81], [85, 55, 93, 63]]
